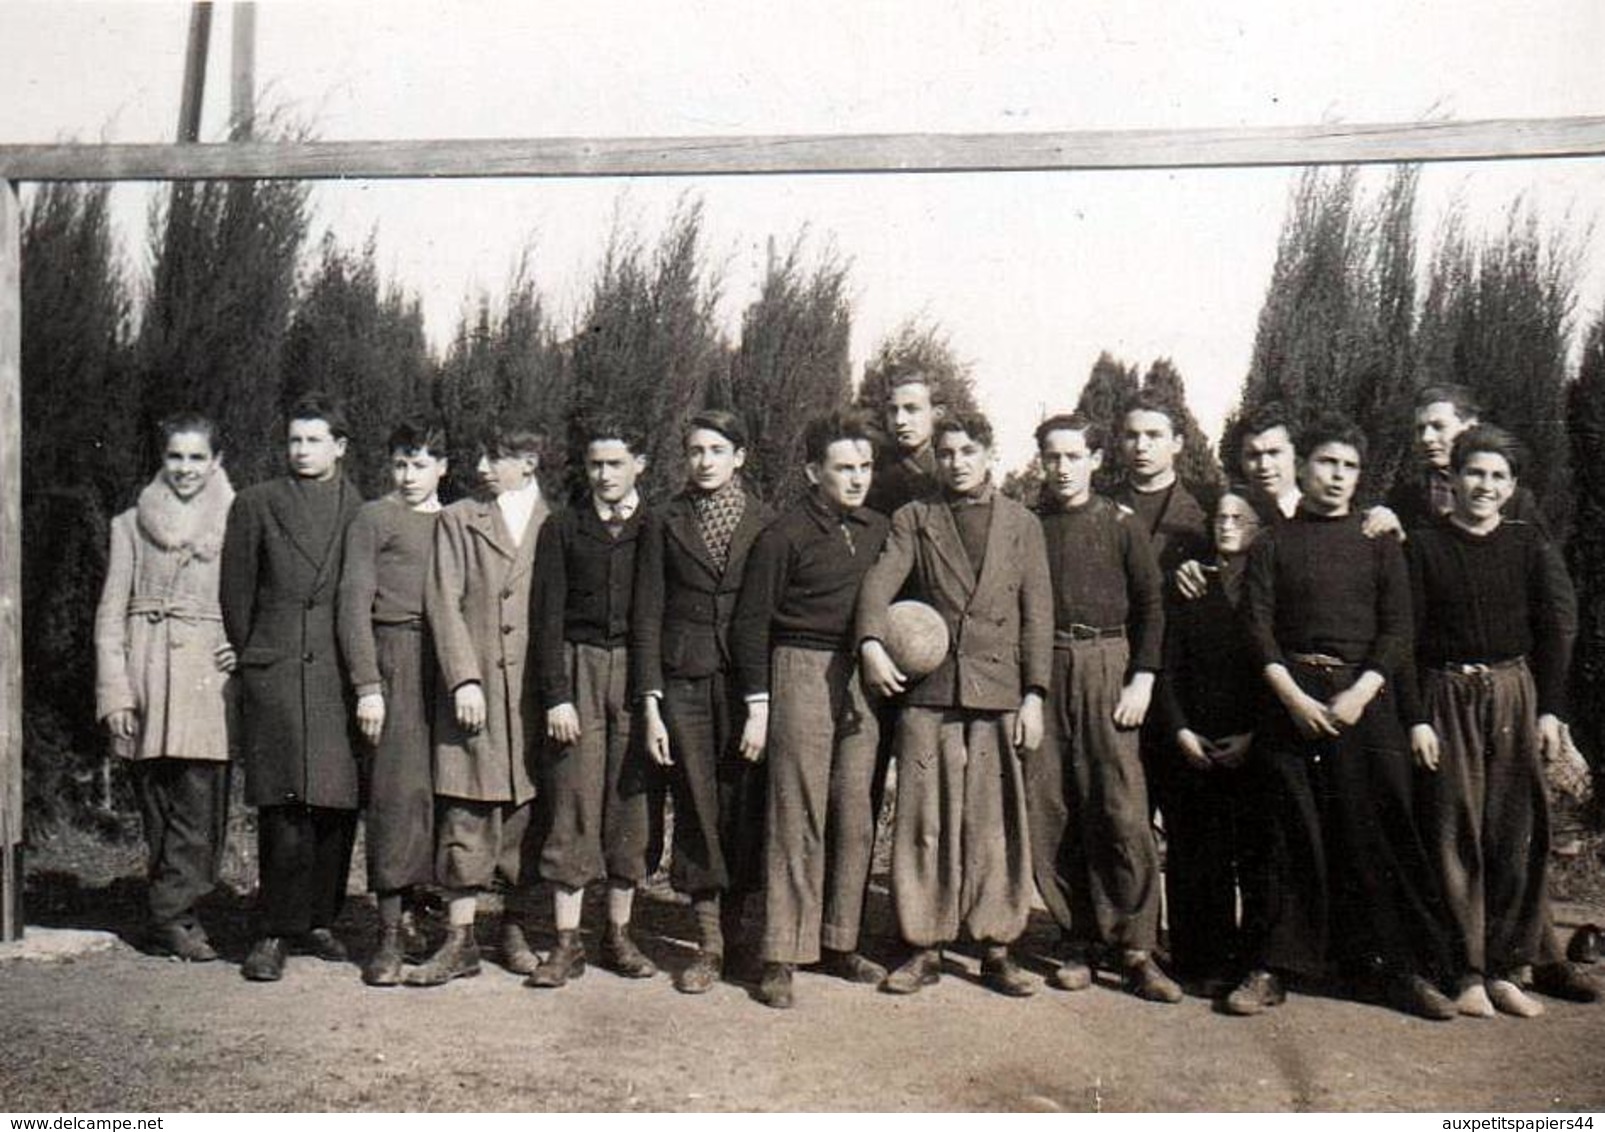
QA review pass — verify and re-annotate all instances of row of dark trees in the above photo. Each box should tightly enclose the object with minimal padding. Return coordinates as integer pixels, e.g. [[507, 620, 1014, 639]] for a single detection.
[[19, 160, 1605, 829]]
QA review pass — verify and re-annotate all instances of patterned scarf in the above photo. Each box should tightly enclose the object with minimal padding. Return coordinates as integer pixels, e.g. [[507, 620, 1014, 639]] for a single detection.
[[691, 479, 746, 573]]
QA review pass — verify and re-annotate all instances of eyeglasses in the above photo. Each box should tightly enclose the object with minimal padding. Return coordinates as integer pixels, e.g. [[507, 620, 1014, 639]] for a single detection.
[[1213, 514, 1260, 528]]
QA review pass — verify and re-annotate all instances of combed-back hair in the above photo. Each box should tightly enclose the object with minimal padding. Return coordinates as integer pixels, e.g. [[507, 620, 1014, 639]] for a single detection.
[[387, 416, 448, 459], [934, 409, 994, 450], [802, 408, 877, 465], [884, 369, 950, 408], [287, 392, 351, 441], [1449, 423, 1525, 479], [578, 416, 647, 458], [1298, 411, 1369, 464], [482, 424, 544, 461], [1414, 383, 1482, 421], [684, 409, 749, 452], [158, 411, 223, 455], [1034, 412, 1104, 454]]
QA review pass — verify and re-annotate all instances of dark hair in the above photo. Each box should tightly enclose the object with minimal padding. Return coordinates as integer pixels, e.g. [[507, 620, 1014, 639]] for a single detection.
[[1449, 424, 1524, 479], [1240, 401, 1296, 446], [158, 411, 222, 454], [934, 409, 994, 450], [1118, 386, 1182, 434], [1414, 383, 1482, 421], [481, 425, 544, 462], [1298, 412, 1368, 464], [287, 392, 351, 441], [684, 409, 749, 452], [803, 408, 877, 465], [387, 416, 448, 459], [578, 417, 647, 458], [1217, 480, 1279, 527], [1034, 412, 1104, 454]]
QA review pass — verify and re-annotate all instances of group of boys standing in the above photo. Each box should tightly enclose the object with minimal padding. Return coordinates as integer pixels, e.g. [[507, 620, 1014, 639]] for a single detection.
[[147, 371, 1602, 1021]]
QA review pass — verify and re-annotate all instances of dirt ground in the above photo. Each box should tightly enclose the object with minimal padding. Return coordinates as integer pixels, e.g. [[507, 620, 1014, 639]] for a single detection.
[[4, 830, 1605, 1113]]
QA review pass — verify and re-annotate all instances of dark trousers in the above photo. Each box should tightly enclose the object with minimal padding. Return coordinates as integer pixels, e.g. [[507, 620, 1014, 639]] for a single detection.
[[1148, 751, 1269, 979], [1419, 661, 1551, 977], [760, 647, 881, 964], [256, 804, 357, 937], [663, 671, 766, 896], [362, 622, 436, 895], [1026, 640, 1161, 953], [538, 643, 664, 889], [1258, 662, 1452, 983], [132, 758, 229, 928]]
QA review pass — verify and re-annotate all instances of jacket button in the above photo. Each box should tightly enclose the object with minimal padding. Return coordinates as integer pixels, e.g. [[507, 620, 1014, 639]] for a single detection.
[[305, 598, 316, 610], [283, 791, 299, 802], [303, 652, 315, 663], [502, 625, 514, 634], [501, 589, 513, 600], [497, 658, 507, 669]]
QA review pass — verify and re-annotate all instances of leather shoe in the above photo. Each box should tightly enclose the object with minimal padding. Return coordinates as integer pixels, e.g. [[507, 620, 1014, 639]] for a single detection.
[[880, 949, 941, 995], [242, 936, 288, 982], [500, 921, 541, 977], [676, 948, 723, 994], [756, 962, 794, 1009], [404, 925, 481, 987], [1224, 969, 1286, 1016], [818, 949, 887, 985], [1532, 961, 1603, 1003], [526, 929, 587, 989], [148, 921, 218, 963], [363, 926, 404, 987], [1567, 924, 1603, 965], [980, 947, 1036, 998], [1389, 974, 1456, 1021], [301, 927, 348, 963], [1123, 952, 1183, 1004], [601, 925, 658, 979], [1049, 957, 1092, 992]]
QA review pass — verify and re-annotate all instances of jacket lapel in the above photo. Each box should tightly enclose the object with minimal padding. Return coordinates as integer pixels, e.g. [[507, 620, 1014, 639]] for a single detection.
[[265, 478, 333, 574], [505, 496, 549, 588], [664, 497, 720, 582], [924, 499, 979, 595], [970, 496, 1009, 607], [466, 497, 515, 561], [721, 494, 766, 588], [307, 478, 358, 595]]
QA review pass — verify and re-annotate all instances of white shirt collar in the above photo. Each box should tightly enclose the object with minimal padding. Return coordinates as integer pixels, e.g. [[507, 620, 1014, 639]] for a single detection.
[[496, 480, 542, 546], [594, 489, 641, 524]]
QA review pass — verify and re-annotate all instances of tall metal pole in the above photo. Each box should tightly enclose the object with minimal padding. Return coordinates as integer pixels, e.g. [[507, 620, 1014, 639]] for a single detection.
[[230, 3, 255, 141], [1, 180, 23, 942]]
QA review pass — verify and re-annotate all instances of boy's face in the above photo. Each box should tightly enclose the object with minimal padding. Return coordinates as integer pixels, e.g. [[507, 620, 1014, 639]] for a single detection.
[[1453, 450, 1516, 525], [685, 428, 744, 494], [586, 439, 645, 506], [935, 427, 990, 497], [390, 447, 447, 507], [1038, 428, 1101, 508], [1120, 409, 1183, 486], [162, 429, 221, 501], [1240, 425, 1297, 502], [1415, 401, 1475, 470], [477, 450, 538, 496], [1213, 493, 1264, 556], [1298, 440, 1362, 515], [806, 438, 875, 513], [287, 418, 346, 481], [886, 380, 941, 455]]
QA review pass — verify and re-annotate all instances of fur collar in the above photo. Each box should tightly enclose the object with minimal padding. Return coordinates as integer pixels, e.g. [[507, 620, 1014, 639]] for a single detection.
[[135, 468, 236, 561]]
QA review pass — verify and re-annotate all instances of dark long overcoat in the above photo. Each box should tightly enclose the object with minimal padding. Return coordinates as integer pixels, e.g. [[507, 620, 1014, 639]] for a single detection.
[[221, 476, 363, 809]]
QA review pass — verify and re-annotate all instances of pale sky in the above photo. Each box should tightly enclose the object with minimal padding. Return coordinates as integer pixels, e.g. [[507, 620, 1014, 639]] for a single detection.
[[5, 1, 1605, 468]]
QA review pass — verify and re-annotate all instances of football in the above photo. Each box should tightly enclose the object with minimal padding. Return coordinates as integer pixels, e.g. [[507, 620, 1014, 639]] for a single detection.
[[884, 600, 950, 678]]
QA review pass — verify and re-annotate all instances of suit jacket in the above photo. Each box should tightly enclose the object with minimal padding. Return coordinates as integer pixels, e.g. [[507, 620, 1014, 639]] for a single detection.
[[425, 491, 548, 804], [633, 490, 771, 692], [221, 475, 362, 808], [855, 491, 1053, 712], [1112, 480, 1211, 583]]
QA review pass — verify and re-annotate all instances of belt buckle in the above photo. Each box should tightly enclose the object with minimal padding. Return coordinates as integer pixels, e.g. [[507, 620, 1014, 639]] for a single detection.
[[1456, 662, 1492, 676], [1069, 623, 1097, 641]]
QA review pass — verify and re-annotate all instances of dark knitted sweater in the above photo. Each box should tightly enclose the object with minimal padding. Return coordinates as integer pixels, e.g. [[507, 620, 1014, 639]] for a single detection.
[[1037, 494, 1164, 671]]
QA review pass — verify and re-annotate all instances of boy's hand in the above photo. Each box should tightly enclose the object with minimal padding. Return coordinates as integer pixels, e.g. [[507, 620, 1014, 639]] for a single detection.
[[1112, 671, 1154, 729], [213, 642, 238, 673], [1175, 559, 1209, 601], [1537, 712, 1564, 764], [1176, 729, 1213, 771], [860, 639, 907, 698], [739, 700, 769, 763], [1410, 723, 1441, 771], [106, 709, 139, 740], [1211, 732, 1253, 769], [642, 697, 673, 767], [547, 703, 581, 745], [454, 682, 487, 733], [1013, 692, 1044, 752], [1360, 505, 1404, 541], [356, 692, 386, 745], [1285, 690, 1340, 738], [1326, 671, 1383, 729]]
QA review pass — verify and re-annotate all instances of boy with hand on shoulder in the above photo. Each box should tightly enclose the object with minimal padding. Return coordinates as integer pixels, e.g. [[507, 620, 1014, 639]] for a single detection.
[[525, 420, 663, 989], [1027, 414, 1179, 1002], [730, 409, 890, 1009], [857, 410, 1052, 998]]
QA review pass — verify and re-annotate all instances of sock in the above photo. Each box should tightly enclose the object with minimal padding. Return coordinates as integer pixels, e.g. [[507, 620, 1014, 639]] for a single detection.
[[693, 894, 724, 956]]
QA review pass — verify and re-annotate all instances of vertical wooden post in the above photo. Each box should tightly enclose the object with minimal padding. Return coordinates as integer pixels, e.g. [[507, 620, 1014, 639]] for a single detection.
[[178, 4, 213, 144], [1, 180, 23, 941], [230, 3, 256, 142]]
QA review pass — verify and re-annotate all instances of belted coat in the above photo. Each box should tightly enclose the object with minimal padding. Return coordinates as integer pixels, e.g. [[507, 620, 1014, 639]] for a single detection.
[[425, 492, 548, 804], [221, 475, 363, 809]]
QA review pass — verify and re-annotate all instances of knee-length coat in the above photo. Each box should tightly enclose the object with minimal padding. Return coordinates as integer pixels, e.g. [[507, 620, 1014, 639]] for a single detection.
[[221, 475, 363, 809], [94, 471, 236, 762], [426, 492, 548, 804]]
